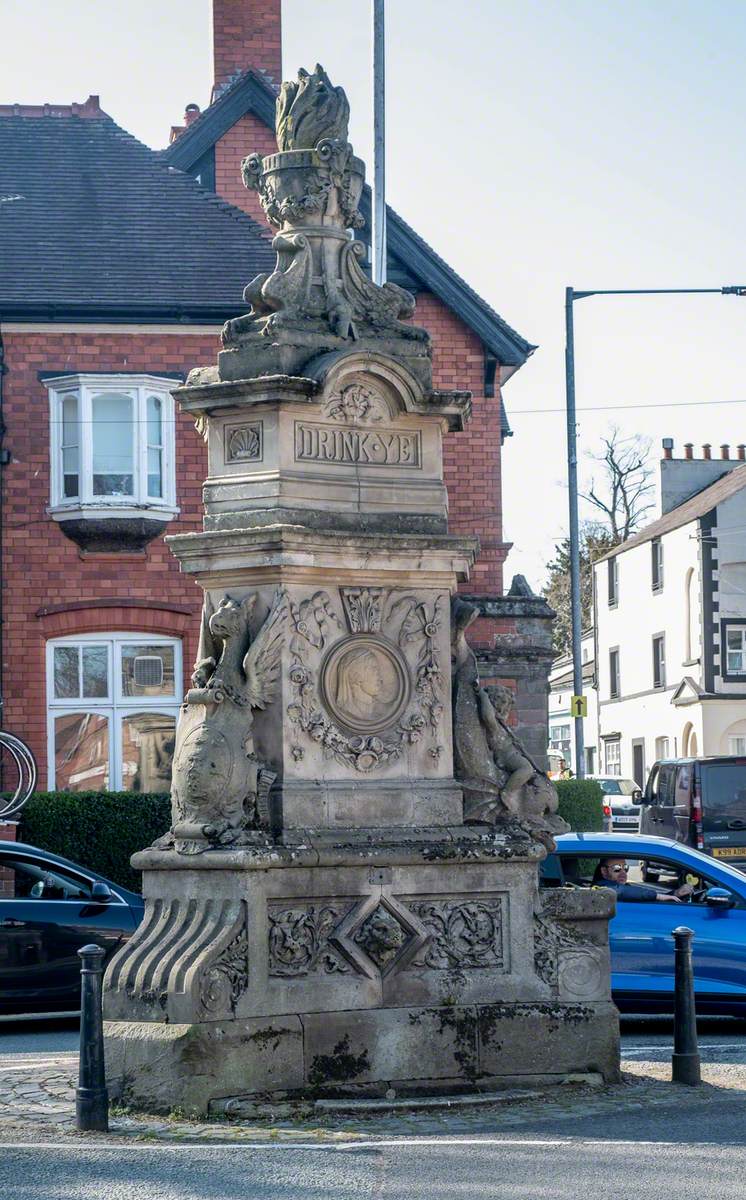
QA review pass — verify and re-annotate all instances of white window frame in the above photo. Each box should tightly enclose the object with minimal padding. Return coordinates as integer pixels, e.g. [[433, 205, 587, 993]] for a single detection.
[[726, 627, 746, 675], [655, 736, 670, 759], [651, 538, 664, 593], [729, 736, 746, 756], [652, 634, 666, 689], [46, 374, 179, 522], [46, 632, 182, 791], [605, 738, 621, 775], [609, 647, 620, 699]]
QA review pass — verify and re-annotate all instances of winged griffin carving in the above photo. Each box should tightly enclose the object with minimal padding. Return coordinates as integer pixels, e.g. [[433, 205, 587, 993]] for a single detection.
[[163, 589, 287, 852]]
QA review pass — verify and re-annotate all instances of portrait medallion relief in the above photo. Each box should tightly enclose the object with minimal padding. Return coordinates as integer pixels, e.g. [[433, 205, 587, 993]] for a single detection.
[[320, 634, 410, 735]]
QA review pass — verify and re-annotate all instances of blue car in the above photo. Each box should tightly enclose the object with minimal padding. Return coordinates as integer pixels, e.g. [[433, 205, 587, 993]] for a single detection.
[[0, 841, 144, 1015], [542, 832, 746, 1015]]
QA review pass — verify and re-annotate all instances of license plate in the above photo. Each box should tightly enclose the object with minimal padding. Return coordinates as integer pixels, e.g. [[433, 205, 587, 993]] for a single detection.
[[711, 847, 746, 859], [615, 816, 639, 825]]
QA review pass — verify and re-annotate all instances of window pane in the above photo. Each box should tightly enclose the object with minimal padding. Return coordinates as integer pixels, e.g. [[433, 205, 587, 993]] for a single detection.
[[147, 396, 162, 445], [147, 446, 162, 498], [82, 646, 108, 698], [54, 713, 109, 791], [91, 392, 133, 496], [120, 713, 176, 792], [120, 645, 175, 697], [727, 629, 744, 649], [53, 646, 79, 699], [61, 395, 79, 499]]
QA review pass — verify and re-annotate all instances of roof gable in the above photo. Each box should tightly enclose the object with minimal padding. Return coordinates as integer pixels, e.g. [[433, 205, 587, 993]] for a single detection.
[[598, 463, 746, 562], [162, 71, 535, 371]]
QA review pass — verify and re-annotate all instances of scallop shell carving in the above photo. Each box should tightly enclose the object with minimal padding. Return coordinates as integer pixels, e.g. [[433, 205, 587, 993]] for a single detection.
[[227, 424, 261, 462]]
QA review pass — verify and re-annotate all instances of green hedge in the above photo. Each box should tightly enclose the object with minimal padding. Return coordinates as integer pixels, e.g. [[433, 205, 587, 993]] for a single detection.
[[555, 779, 605, 832], [18, 791, 170, 893]]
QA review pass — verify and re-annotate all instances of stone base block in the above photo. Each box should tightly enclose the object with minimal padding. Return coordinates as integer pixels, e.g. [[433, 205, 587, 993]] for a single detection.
[[105, 1000, 620, 1116]]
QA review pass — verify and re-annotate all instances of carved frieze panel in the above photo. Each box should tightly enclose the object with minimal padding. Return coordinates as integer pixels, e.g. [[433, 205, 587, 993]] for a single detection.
[[294, 422, 421, 468], [286, 587, 447, 773], [406, 897, 507, 971], [225, 421, 263, 464], [268, 901, 355, 977]]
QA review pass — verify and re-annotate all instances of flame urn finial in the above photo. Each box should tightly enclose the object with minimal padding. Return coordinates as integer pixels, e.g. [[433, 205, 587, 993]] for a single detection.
[[275, 64, 351, 153], [212, 65, 430, 389]]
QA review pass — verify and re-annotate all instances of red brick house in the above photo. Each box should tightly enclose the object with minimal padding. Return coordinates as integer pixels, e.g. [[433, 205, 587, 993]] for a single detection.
[[0, 1, 552, 812]]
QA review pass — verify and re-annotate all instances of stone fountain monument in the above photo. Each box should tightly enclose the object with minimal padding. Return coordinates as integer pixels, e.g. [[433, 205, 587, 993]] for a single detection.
[[104, 65, 619, 1113]]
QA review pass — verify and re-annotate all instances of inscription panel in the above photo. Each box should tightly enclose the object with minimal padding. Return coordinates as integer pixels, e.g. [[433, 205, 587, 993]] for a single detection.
[[295, 421, 421, 468]]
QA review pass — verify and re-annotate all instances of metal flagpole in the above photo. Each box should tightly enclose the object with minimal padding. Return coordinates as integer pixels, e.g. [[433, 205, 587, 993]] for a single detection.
[[372, 0, 386, 285]]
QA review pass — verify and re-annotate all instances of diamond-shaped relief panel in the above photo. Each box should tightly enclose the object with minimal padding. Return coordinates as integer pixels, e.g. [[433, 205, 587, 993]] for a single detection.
[[353, 904, 408, 971], [331, 894, 429, 979]]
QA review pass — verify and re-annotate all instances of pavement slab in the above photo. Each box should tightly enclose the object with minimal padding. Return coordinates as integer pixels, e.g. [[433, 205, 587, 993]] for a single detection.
[[1, 1056, 746, 1145]]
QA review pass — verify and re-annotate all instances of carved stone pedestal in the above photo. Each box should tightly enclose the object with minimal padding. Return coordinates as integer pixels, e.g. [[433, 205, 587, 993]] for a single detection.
[[102, 64, 619, 1114], [104, 836, 619, 1114]]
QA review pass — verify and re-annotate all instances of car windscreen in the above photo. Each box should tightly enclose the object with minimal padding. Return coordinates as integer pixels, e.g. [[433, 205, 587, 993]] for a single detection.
[[700, 762, 746, 828], [597, 779, 637, 795]]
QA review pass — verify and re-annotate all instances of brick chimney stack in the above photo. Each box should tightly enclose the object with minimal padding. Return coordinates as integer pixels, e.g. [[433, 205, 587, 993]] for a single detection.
[[659, 436, 743, 515], [212, 0, 282, 92]]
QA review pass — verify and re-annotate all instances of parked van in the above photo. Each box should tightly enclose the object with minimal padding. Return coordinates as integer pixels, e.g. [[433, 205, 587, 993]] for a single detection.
[[640, 757, 746, 867]]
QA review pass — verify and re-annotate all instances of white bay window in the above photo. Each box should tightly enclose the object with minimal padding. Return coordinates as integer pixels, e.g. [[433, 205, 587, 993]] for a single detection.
[[47, 634, 182, 792], [46, 375, 178, 549]]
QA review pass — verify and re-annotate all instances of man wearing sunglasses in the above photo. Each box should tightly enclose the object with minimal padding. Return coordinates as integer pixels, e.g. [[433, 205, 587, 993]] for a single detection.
[[594, 858, 693, 903]]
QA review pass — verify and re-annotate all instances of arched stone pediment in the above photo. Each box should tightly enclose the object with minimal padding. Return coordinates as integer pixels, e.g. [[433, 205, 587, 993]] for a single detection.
[[308, 350, 472, 432]]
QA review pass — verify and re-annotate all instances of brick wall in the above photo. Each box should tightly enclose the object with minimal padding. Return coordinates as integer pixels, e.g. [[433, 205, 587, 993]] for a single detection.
[[213, 0, 282, 89], [1, 329, 222, 781]]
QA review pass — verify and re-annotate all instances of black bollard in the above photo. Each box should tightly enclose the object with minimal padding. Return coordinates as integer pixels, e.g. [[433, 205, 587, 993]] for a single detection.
[[671, 926, 701, 1086], [76, 944, 109, 1131]]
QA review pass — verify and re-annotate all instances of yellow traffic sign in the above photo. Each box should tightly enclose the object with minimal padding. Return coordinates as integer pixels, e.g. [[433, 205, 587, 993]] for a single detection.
[[570, 695, 587, 718]]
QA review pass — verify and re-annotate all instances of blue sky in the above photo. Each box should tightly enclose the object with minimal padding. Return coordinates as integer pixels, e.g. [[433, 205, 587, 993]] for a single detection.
[[3, 0, 746, 585]]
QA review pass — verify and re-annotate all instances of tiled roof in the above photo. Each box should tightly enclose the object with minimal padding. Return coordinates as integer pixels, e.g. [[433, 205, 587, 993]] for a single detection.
[[0, 107, 275, 321], [598, 463, 746, 560]]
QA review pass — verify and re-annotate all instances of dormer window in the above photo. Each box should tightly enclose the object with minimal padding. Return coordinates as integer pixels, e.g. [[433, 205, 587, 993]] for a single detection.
[[46, 375, 178, 551]]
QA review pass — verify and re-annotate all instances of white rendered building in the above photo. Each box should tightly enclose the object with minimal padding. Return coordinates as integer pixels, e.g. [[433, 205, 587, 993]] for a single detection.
[[593, 441, 746, 786]]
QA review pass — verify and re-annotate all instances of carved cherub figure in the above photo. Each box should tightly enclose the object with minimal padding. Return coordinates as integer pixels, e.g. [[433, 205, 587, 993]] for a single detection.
[[451, 597, 567, 847]]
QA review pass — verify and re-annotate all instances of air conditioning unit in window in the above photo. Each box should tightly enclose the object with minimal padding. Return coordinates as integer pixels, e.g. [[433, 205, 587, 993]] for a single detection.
[[133, 656, 164, 688]]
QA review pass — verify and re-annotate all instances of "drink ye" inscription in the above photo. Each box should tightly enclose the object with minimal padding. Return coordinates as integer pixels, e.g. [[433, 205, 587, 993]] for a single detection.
[[295, 422, 421, 469]]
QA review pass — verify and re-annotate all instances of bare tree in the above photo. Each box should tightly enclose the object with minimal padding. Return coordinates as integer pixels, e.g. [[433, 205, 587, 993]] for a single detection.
[[581, 428, 655, 541]]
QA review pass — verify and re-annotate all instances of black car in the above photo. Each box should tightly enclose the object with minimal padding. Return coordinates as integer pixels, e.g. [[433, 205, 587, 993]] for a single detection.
[[0, 841, 144, 1014], [640, 757, 746, 869]]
